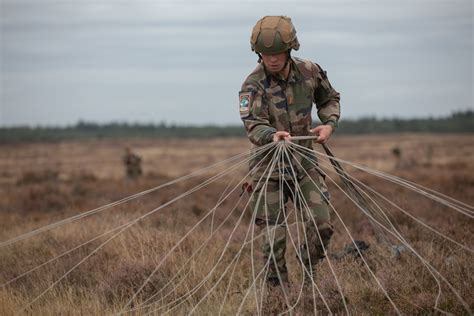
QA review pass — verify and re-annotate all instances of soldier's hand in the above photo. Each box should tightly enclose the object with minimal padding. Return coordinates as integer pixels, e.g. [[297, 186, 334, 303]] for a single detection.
[[310, 125, 333, 144], [273, 131, 291, 142]]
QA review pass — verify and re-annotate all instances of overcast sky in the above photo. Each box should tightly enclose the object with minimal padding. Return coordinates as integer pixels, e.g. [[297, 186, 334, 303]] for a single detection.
[[0, 0, 472, 127]]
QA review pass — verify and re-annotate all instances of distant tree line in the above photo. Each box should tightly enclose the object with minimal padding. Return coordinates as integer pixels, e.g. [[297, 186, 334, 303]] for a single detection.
[[336, 110, 474, 134], [1, 110, 472, 143]]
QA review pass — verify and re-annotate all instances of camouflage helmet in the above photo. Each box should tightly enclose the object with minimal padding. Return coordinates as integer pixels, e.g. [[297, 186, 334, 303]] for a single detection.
[[251, 16, 300, 54]]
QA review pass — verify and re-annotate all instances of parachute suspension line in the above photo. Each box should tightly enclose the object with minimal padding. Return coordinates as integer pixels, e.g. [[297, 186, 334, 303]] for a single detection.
[[234, 143, 294, 315], [154, 140, 471, 315], [288, 142, 472, 314], [283, 145, 352, 314], [135, 146, 284, 311], [187, 144, 296, 316], [288, 142, 473, 252], [248, 146, 285, 315], [1, 142, 276, 249], [289, 139, 473, 217], [284, 144, 401, 315], [254, 143, 292, 312], [259, 143, 293, 310], [7, 139, 471, 314], [286, 170, 320, 314], [188, 147, 285, 316], [22, 143, 278, 311], [289, 144, 430, 313], [143, 144, 289, 315], [291, 140, 399, 245], [125, 166, 256, 313], [3, 143, 275, 290], [321, 143, 395, 245], [296, 147, 471, 314], [295, 145, 473, 253], [274, 144, 321, 314], [210, 172, 238, 235], [121, 143, 284, 313]]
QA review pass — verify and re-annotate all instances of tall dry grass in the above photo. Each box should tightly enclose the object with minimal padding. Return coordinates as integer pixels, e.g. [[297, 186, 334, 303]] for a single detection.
[[0, 135, 473, 314]]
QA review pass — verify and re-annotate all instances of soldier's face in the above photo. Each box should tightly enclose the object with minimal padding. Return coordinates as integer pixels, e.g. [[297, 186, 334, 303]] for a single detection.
[[261, 52, 287, 74]]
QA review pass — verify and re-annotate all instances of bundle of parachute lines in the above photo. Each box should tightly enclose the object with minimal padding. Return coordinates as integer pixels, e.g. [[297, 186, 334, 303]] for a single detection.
[[1, 138, 472, 315]]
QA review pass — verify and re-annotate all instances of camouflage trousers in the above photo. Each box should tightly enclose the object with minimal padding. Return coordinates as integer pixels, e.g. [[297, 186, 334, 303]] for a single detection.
[[126, 166, 142, 179], [251, 168, 334, 281]]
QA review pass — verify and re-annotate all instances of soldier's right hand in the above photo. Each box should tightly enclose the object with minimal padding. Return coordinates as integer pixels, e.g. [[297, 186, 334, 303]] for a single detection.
[[272, 131, 291, 142]]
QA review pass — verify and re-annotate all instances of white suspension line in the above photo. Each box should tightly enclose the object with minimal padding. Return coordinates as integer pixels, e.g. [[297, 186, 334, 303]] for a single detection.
[[285, 143, 402, 315], [282, 144, 350, 315], [279, 169, 333, 314], [2, 144, 274, 289], [21, 144, 275, 312], [1, 143, 275, 248], [238, 143, 333, 315], [235, 144, 297, 315], [289, 143, 473, 253], [260, 143, 292, 309], [271, 145, 330, 315], [290, 143, 401, 244], [141, 145, 285, 315], [289, 143, 472, 314], [121, 147, 280, 314], [122, 143, 283, 313], [290, 142, 474, 217]]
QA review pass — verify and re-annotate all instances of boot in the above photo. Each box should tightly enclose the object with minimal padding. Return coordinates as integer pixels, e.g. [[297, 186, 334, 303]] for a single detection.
[[266, 260, 288, 287]]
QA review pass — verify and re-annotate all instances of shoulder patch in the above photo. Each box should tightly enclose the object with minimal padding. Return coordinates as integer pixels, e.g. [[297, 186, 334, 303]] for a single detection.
[[239, 91, 253, 118]]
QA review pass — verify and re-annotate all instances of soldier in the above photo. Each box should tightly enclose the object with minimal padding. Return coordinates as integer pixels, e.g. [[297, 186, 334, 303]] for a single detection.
[[240, 16, 341, 286], [123, 147, 142, 179]]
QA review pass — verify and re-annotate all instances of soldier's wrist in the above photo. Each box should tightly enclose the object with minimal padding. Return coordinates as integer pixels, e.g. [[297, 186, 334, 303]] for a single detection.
[[266, 131, 276, 144], [324, 119, 337, 131], [262, 129, 277, 145]]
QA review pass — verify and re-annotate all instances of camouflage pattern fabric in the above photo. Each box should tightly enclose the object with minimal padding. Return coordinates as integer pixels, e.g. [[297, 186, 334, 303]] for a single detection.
[[252, 169, 333, 280], [123, 152, 142, 179], [250, 16, 300, 54], [240, 56, 340, 282], [240, 57, 340, 181]]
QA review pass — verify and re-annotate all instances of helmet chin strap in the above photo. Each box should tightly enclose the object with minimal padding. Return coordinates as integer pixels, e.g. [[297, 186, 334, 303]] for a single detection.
[[284, 50, 291, 67], [285, 49, 291, 65]]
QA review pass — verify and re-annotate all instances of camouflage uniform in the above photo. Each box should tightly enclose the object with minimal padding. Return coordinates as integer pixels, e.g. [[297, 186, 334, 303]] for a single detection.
[[123, 148, 142, 179], [240, 56, 340, 281]]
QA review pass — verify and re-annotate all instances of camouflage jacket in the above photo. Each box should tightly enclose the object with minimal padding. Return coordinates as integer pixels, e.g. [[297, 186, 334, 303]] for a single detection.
[[239, 57, 340, 180]]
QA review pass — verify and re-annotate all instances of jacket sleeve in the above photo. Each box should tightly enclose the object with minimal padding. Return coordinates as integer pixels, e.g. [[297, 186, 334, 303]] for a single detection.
[[239, 85, 276, 146], [313, 64, 341, 130]]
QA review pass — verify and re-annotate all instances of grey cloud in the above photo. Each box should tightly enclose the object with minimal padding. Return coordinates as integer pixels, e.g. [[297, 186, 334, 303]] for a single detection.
[[1, 0, 472, 126]]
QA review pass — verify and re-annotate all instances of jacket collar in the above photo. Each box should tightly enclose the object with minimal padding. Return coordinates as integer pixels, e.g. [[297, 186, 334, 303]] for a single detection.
[[264, 57, 301, 87]]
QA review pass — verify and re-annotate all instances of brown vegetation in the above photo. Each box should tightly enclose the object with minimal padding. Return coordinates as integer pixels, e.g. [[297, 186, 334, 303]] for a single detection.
[[0, 134, 473, 314]]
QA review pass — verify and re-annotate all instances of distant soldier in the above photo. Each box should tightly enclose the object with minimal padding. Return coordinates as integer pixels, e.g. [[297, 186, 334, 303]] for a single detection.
[[123, 147, 142, 179], [240, 16, 340, 286], [392, 146, 402, 168]]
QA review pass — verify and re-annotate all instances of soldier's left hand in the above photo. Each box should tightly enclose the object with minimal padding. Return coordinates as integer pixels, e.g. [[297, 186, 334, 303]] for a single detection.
[[309, 125, 333, 144]]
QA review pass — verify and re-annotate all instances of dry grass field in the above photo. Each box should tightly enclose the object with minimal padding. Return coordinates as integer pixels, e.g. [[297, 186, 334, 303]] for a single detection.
[[0, 134, 473, 315]]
